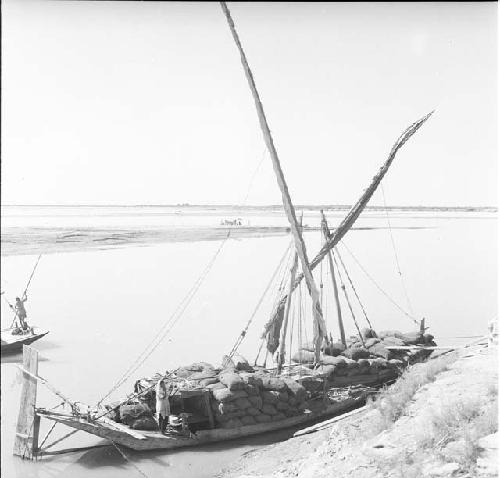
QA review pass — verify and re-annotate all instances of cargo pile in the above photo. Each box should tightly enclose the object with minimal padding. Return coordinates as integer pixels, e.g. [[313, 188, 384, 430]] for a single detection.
[[292, 328, 436, 381], [112, 329, 436, 431], [207, 368, 307, 428]]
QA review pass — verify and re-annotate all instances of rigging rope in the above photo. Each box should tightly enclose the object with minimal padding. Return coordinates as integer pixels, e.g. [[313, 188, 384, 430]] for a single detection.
[[110, 441, 151, 478], [334, 248, 373, 329], [380, 184, 415, 316], [340, 241, 419, 326], [97, 234, 230, 406], [228, 241, 293, 359], [331, 252, 365, 345]]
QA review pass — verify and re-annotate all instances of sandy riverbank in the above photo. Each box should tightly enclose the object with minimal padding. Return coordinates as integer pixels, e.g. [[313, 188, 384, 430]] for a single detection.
[[219, 341, 498, 478]]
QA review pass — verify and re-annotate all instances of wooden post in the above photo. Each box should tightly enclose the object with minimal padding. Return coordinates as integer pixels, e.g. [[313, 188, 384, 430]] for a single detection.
[[420, 318, 426, 335], [13, 345, 40, 459], [320, 211, 347, 347]]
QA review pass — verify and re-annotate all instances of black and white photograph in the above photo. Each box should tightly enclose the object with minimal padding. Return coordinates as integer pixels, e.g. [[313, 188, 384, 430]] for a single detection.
[[1, 2, 497, 477]]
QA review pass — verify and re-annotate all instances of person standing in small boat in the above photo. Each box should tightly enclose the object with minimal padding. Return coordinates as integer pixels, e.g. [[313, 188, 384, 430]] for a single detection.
[[155, 379, 170, 433], [11, 295, 29, 331]]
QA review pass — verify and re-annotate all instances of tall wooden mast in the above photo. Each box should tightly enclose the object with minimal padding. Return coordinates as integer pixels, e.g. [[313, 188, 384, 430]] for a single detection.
[[220, 2, 327, 361]]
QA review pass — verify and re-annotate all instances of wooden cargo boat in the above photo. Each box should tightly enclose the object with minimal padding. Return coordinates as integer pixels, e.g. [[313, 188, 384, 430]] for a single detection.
[[12, 2, 435, 460]]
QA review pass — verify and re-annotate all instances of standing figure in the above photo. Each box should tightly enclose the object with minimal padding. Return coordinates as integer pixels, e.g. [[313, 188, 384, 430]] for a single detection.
[[155, 379, 170, 433], [11, 295, 28, 331]]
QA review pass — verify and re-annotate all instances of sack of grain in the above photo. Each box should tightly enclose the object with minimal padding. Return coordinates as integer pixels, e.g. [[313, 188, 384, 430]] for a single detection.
[[378, 330, 403, 339], [240, 415, 257, 426], [212, 387, 248, 402], [357, 359, 371, 373], [104, 402, 121, 423], [323, 341, 346, 356], [261, 377, 287, 392], [222, 418, 243, 429], [321, 355, 347, 367], [218, 401, 239, 414], [423, 333, 435, 344], [276, 401, 290, 412], [262, 391, 279, 404], [261, 403, 278, 415], [400, 331, 423, 345], [292, 350, 316, 364], [206, 382, 225, 391], [232, 354, 254, 372], [234, 397, 252, 410], [189, 370, 218, 381], [130, 416, 158, 430], [297, 376, 323, 392], [314, 365, 336, 378], [382, 336, 405, 347], [245, 384, 260, 396], [176, 362, 215, 378], [283, 379, 307, 402], [288, 397, 297, 407], [248, 395, 263, 409], [364, 338, 381, 348], [199, 377, 219, 387], [368, 343, 391, 360], [278, 391, 289, 402], [255, 414, 272, 423], [239, 373, 263, 389], [246, 407, 260, 416], [219, 372, 245, 391], [346, 362, 360, 376], [343, 347, 370, 360], [273, 412, 286, 421], [119, 403, 152, 425], [361, 328, 378, 339]]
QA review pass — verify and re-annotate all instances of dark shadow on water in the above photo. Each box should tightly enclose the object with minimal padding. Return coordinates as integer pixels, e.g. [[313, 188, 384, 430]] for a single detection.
[[1, 339, 59, 363]]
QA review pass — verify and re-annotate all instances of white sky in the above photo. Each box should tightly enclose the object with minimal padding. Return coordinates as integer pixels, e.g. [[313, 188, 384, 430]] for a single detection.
[[1, 1, 497, 206]]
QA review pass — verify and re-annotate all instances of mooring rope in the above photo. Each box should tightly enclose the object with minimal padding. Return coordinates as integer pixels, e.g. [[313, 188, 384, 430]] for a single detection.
[[380, 184, 415, 316], [110, 441, 151, 478], [331, 252, 365, 346], [334, 248, 373, 329], [340, 241, 419, 326], [228, 241, 293, 359], [98, 234, 230, 406]]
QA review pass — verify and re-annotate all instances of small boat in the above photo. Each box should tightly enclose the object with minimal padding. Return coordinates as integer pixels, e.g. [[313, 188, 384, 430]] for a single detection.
[[1, 327, 49, 354]]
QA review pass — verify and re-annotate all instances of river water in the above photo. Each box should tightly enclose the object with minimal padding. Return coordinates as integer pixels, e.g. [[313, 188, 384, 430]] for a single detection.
[[1, 206, 497, 478]]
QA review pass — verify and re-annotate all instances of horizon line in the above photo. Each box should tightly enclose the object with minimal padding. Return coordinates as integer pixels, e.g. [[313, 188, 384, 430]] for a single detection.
[[0, 203, 497, 210]]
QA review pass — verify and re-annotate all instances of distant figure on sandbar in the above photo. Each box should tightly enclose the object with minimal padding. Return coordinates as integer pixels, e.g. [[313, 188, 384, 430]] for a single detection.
[[155, 379, 170, 433], [11, 295, 28, 331]]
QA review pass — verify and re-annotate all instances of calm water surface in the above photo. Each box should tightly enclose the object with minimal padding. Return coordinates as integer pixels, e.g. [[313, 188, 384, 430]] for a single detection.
[[1, 207, 497, 478]]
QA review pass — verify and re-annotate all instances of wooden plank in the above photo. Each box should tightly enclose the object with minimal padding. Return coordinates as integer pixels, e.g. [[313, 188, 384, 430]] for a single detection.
[[385, 346, 455, 351], [13, 345, 39, 459], [294, 405, 368, 437], [98, 417, 147, 440]]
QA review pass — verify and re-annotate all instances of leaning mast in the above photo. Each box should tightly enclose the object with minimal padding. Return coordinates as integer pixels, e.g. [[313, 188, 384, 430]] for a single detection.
[[220, 2, 327, 361]]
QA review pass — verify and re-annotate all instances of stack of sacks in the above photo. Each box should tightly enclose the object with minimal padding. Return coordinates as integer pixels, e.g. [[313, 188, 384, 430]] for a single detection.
[[119, 403, 158, 430], [209, 371, 308, 429]]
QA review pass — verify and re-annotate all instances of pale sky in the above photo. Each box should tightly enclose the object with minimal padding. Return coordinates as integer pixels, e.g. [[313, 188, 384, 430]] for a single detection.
[[1, 1, 497, 206]]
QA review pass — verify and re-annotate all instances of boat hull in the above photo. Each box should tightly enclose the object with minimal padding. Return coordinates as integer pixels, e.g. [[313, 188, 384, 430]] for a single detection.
[[1, 327, 49, 354], [38, 395, 364, 451]]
